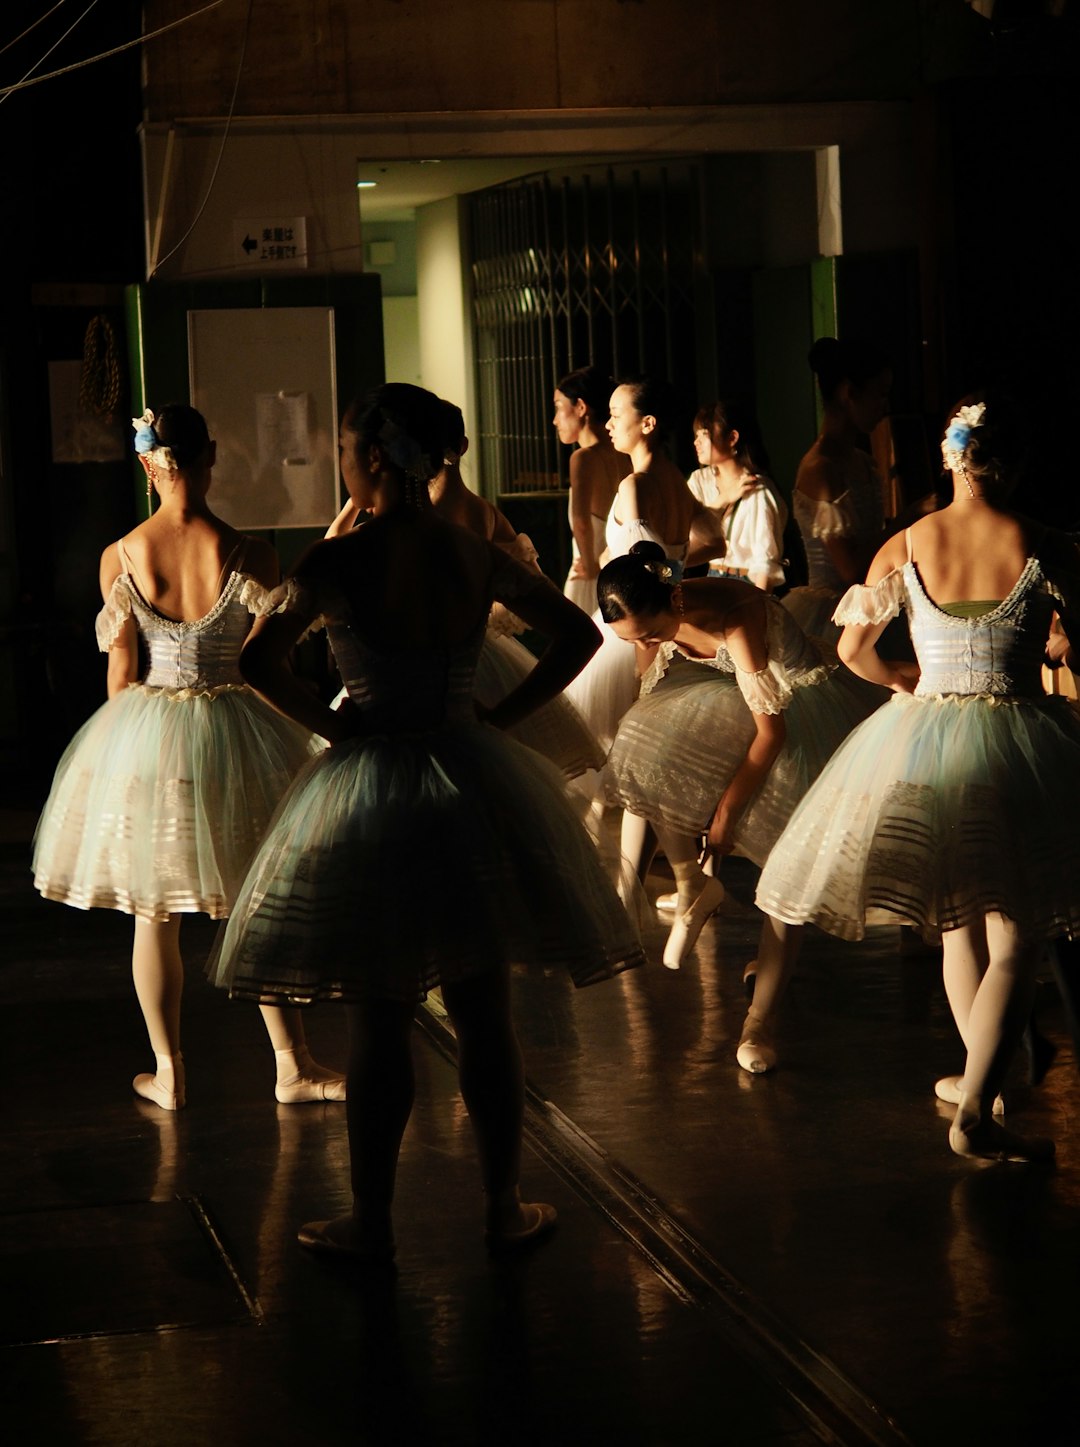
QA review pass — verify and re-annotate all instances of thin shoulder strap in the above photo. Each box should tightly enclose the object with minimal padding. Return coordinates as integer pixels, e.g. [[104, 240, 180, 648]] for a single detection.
[[116, 536, 151, 601], [905, 527, 914, 564], [214, 536, 249, 595]]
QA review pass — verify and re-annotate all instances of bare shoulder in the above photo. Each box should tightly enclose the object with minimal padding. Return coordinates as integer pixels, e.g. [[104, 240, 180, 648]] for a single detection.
[[99, 540, 123, 598], [794, 448, 839, 502], [239, 535, 281, 588], [865, 529, 910, 584]]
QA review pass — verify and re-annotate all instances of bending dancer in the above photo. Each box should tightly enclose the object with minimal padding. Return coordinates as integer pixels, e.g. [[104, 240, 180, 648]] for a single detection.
[[211, 384, 643, 1259], [598, 544, 868, 997], [552, 366, 624, 615], [33, 405, 343, 1110], [755, 394, 1080, 1160], [686, 400, 787, 591], [783, 337, 892, 643], [564, 375, 719, 754]]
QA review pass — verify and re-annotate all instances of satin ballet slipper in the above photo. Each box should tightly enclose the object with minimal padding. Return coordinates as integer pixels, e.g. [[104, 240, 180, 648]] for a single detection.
[[484, 1202, 558, 1254], [736, 1010, 776, 1074], [133, 1052, 186, 1111], [656, 892, 677, 913], [662, 878, 726, 969], [948, 1113, 1055, 1164], [275, 1047, 347, 1104], [934, 1075, 1004, 1116]]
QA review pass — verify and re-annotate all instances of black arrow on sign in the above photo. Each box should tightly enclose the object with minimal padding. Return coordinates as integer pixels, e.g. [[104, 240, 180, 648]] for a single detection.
[[241, 235, 258, 254]]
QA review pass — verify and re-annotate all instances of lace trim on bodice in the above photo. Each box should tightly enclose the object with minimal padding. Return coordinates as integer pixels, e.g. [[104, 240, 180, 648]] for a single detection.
[[640, 603, 834, 714], [96, 571, 278, 651]]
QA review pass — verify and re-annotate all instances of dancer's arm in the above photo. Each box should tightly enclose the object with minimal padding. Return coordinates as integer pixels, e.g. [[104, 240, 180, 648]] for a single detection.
[[325, 499, 363, 538], [481, 567, 601, 731], [837, 534, 918, 691], [567, 448, 604, 580], [705, 598, 786, 855], [99, 545, 139, 698]]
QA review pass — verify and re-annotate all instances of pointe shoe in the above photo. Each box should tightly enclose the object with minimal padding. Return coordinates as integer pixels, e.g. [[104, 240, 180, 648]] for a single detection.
[[297, 1216, 396, 1264], [133, 1054, 185, 1111], [484, 1201, 558, 1254], [656, 891, 678, 913], [662, 878, 726, 969], [934, 1076, 1004, 1116], [948, 1117, 1055, 1164], [736, 1011, 776, 1074]]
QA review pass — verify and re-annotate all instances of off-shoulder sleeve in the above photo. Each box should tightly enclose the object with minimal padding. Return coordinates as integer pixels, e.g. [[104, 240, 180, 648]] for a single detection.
[[94, 576, 133, 651], [809, 490, 858, 542], [832, 568, 906, 627], [247, 575, 341, 639], [488, 534, 544, 636], [734, 663, 793, 715]]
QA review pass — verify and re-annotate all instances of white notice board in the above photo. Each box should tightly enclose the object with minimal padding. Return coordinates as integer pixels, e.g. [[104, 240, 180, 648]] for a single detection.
[[188, 307, 338, 529]]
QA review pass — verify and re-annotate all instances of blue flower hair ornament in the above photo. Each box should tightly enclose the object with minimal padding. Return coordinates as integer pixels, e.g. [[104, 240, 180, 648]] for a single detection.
[[132, 409, 159, 454], [941, 402, 986, 469]]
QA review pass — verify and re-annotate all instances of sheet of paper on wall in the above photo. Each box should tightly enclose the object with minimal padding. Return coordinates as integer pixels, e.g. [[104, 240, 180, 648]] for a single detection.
[[49, 360, 126, 464], [255, 390, 321, 527]]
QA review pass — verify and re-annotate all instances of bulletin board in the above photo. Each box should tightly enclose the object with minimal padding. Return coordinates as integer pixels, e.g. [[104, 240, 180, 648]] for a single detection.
[[187, 307, 338, 529]]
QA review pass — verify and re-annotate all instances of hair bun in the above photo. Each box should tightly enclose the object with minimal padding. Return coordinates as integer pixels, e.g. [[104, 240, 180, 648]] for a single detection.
[[628, 540, 667, 564]]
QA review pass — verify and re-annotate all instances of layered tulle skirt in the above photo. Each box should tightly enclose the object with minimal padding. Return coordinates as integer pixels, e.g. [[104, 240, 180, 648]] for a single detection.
[[563, 615, 639, 750], [755, 691, 1080, 942], [210, 722, 644, 1004], [473, 633, 603, 778], [32, 684, 319, 921], [602, 661, 874, 865]]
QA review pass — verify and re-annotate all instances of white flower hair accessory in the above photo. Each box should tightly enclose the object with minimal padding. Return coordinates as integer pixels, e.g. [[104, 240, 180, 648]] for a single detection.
[[378, 418, 438, 483], [131, 408, 178, 473], [941, 402, 987, 472]]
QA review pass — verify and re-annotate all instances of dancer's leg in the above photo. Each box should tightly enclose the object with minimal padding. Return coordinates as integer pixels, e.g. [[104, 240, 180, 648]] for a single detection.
[[131, 916, 186, 1108], [442, 967, 555, 1246], [655, 825, 725, 969], [949, 914, 1053, 1162], [259, 1004, 346, 1103], [737, 916, 802, 1073], [298, 998, 414, 1257], [941, 923, 988, 1051], [620, 810, 657, 884]]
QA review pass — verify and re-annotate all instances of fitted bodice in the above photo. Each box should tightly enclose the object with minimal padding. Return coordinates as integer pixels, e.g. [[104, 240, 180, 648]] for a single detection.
[[906, 558, 1056, 698], [835, 556, 1060, 699], [96, 571, 270, 692], [328, 619, 487, 733], [794, 454, 883, 594]]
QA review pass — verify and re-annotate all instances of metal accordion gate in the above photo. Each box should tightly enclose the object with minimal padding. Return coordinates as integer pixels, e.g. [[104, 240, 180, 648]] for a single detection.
[[469, 162, 704, 498]]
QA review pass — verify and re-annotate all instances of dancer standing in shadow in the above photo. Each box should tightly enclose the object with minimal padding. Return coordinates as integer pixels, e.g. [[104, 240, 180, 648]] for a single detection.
[[211, 383, 643, 1258], [33, 404, 344, 1110]]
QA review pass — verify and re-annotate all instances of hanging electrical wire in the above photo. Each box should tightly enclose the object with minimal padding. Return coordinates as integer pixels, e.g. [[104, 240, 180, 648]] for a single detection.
[[149, 0, 255, 277], [0, 0, 226, 99], [0, 0, 99, 106], [0, 1, 69, 60]]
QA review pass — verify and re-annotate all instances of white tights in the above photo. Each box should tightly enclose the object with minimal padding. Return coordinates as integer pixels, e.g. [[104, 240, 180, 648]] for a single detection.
[[942, 915, 1039, 1116]]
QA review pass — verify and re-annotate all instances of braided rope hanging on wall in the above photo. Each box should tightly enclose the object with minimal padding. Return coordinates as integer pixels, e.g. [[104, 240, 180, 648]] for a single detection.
[[79, 314, 124, 421]]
